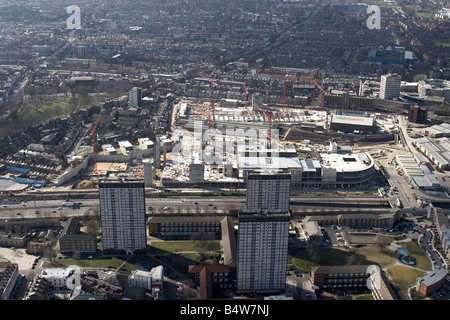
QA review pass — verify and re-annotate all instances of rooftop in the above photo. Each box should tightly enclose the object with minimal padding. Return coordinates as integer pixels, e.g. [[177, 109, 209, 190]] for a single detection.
[[320, 152, 374, 172], [417, 267, 448, 287], [331, 114, 374, 127]]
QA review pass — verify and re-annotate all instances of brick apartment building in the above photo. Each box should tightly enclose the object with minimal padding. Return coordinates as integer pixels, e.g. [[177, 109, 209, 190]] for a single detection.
[[416, 267, 448, 296], [58, 217, 97, 254]]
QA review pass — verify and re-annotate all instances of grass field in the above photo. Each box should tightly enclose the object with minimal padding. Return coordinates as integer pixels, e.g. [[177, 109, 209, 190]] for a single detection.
[[355, 246, 395, 268], [291, 245, 398, 270], [155, 253, 200, 273], [149, 240, 221, 254], [415, 12, 434, 18], [44, 257, 133, 270], [291, 247, 364, 269], [386, 265, 425, 296], [399, 241, 432, 271], [19, 96, 94, 124], [433, 41, 450, 48]]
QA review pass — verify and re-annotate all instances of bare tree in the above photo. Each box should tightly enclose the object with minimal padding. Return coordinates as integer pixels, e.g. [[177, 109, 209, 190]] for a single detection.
[[376, 234, 386, 250], [42, 245, 57, 262], [307, 237, 321, 265], [86, 219, 101, 234]]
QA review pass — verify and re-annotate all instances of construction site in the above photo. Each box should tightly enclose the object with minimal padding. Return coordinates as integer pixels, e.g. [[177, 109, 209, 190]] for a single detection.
[[0, 69, 399, 194]]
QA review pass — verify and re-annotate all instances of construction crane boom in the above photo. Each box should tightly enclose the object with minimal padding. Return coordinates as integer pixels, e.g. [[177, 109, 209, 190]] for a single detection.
[[194, 106, 215, 126], [197, 73, 217, 125], [255, 104, 278, 147], [243, 83, 248, 111], [301, 76, 327, 113], [90, 115, 101, 174], [251, 68, 299, 112]]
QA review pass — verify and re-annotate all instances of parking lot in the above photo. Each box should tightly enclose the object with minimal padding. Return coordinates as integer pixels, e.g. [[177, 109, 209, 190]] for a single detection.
[[0, 247, 39, 272]]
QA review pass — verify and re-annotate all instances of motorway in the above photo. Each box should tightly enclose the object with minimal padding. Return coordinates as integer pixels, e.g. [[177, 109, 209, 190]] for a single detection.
[[0, 194, 395, 220]]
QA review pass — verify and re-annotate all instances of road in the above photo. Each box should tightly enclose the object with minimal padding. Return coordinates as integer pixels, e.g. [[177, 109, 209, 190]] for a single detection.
[[415, 225, 448, 269], [378, 155, 414, 208], [0, 194, 395, 220], [396, 114, 450, 206], [0, 197, 246, 219]]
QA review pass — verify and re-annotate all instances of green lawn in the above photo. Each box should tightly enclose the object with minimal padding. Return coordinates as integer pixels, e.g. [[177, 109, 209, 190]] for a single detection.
[[355, 246, 395, 268], [44, 257, 133, 270], [400, 241, 432, 271], [17, 96, 95, 127], [149, 240, 220, 254], [355, 294, 374, 300], [433, 41, 450, 48], [415, 12, 434, 18], [380, 234, 406, 246], [386, 265, 425, 292], [292, 247, 364, 269], [292, 245, 397, 270]]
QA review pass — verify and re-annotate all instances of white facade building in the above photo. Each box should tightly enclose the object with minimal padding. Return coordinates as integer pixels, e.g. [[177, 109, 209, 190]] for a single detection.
[[128, 87, 142, 108], [380, 73, 401, 100], [40, 268, 78, 289], [128, 266, 164, 290]]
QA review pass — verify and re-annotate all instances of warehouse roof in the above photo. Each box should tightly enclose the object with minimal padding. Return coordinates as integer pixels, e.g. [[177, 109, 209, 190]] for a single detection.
[[331, 114, 374, 127]]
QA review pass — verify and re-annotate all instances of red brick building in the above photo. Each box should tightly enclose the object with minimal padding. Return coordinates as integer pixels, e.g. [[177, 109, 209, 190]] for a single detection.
[[416, 267, 448, 296], [59, 217, 97, 254], [188, 265, 236, 300]]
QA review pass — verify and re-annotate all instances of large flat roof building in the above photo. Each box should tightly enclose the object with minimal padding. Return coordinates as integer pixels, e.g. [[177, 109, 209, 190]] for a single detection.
[[414, 137, 450, 170], [59, 217, 97, 254], [329, 113, 374, 134]]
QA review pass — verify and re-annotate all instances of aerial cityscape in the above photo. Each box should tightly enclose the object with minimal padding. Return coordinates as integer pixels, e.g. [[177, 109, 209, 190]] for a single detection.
[[0, 0, 450, 308]]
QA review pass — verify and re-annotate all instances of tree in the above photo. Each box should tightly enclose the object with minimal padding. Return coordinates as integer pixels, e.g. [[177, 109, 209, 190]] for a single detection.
[[345, 248, 360, 265], [86, 219, 101, 235], [307, 237, 321, 265], [42, 245, 57, 261], [376, 234, 386, 250]]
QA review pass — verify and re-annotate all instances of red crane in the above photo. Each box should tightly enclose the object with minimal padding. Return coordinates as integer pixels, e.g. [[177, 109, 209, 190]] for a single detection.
[[301, 76, 327, 113], [194, 106, 214, 127], [243, 82, 249, 110], [90, 115, 101, 174], [255, 104, 278, 146], [197, 73, 217, 124], [251, 68, 298, 113]]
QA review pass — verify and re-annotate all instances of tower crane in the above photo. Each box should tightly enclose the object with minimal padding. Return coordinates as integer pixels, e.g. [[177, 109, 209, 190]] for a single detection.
[[90, 114, 101, 174], [251, 68, 298, 113], [194, 106, 215, 127], [255, 104, 278, 148], [197, 73, 218, 125], [301, 76, 327, 114]]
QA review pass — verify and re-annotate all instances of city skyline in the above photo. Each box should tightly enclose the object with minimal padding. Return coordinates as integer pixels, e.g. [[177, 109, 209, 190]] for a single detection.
[[0, 0, 449, 308]]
